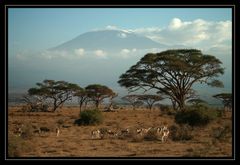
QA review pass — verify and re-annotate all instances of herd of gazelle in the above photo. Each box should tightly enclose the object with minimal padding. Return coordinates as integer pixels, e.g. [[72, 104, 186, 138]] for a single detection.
[[91, 126, 170, 142], [13, 124, 61, 137], [13, 124, 169, 142]]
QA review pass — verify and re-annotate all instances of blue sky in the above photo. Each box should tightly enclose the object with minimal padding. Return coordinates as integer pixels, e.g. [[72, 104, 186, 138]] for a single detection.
[[8, 8, 232, 105], [9, 8, 231, 52]]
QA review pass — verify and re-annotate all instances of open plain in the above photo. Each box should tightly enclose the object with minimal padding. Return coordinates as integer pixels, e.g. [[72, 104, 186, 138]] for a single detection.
[[8, 106, 232, 158]]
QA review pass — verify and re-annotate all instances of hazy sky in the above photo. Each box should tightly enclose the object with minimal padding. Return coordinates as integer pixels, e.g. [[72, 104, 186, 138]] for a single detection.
[[8, 8, 232, 104]]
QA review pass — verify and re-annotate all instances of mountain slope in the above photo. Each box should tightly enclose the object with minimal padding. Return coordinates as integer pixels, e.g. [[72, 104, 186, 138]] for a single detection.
[[50, 30, 167, 51]]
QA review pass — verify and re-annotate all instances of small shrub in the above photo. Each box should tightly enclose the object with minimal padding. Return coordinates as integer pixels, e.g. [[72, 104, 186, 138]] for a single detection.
[[74, 119, 82, 125], [169, 124, 193, 141], [75, 109, 103, 126], [175, 105, 218, 127]]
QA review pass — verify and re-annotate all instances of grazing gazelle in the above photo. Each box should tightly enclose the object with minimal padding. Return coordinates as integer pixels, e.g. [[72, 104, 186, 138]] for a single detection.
[[56, 127, 60, 137], [91, 129, 103, 139], [136, 127, 152, 136], [157, 126, 170, 142], [13, 124, 23, 137]]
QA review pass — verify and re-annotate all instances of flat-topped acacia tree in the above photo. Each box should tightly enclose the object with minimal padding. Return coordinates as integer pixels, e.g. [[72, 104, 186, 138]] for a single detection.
[[118, 49, 224, 111], [28, 79, 80, 112], [122, 95, 143, 110], [213, 93, 232, 111], [138, 95, 164, 110], [187, 98, 208, 106], [85, 84, 115, 109]]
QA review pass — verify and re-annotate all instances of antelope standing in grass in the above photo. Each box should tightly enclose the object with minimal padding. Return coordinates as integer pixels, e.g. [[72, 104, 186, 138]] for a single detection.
[[56, 127, 60, 137], [157, 126, 170, 142]]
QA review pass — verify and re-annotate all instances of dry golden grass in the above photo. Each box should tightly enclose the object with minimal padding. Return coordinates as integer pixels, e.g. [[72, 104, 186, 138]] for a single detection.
[[8, 106, 232, 158]]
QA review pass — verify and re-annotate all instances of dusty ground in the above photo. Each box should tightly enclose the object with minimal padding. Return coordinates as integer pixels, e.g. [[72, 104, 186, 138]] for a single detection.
[[7, 106, 232, 158]]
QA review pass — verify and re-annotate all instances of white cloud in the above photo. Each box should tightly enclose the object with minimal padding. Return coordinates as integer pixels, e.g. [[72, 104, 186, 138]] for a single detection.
[[95, 19, 231, 52], [40, 50, 73, 60], [106, 25, 118, 30], [117, 32, 127, 38], [137, 18, 232, 50], [105, 18, 231, 51], [169, 18, 183, 30], [119, 49, 135, 59], [121, 49, 130, 54], [94, 49, 107, 59], [74, 48, 85, 57], [104, 25, 132, 33], [119, 48, 141, 59], [132, 27, 162, 34]]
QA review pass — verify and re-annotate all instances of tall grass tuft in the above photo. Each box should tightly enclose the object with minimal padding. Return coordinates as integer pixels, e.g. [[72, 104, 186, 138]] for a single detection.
[[8, 135, 32, 157]]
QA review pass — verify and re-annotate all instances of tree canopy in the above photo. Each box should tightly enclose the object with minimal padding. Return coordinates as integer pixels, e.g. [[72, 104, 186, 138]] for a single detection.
[[187, 98, 208, 106], [122, 95, 143, 110], [213, 93, 232, 110], [28, 80, 80, 112], [118, 49, 224, 111], [138, 95, 164, 110], [85, 84, 115, 109]]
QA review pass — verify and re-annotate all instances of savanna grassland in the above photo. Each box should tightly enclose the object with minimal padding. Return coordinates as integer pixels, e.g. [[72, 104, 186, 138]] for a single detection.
[[8, 106, 232, 158]]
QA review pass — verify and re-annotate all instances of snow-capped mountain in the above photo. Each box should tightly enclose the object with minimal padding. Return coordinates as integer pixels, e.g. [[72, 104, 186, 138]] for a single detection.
[[50, 30, 167, 52]]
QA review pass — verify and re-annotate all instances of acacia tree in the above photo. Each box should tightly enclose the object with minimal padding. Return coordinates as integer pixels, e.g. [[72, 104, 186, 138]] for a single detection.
[[21, 94, 49, 112], [157, 88, 197, 110], [28, 80, 80, 112], [122, 95, 143, 110], [213, 93, 232, 111], [73, 87, 89, 113], [187, 98, 208, 106], [118, 49, 224, 111], [106, 92, 118, 110], [138, 95, 164, 110], [85, 84, 115, 109]]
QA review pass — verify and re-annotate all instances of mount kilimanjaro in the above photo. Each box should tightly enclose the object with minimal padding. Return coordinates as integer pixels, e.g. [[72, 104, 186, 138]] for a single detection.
[[50, 29, 168, 52]]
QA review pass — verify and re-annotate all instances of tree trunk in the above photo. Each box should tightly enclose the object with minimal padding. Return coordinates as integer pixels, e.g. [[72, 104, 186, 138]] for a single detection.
[[84, 101, 88, 109], [52, 100, 58, 112], [79, 103, 82, 113], [132, 105, 135, 110], [172, 99, 177, 111], [173, 92, 187, 112], [178, 97, 186, 111], [95, 100, 99, 109], [149, 104, 153, 110]]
